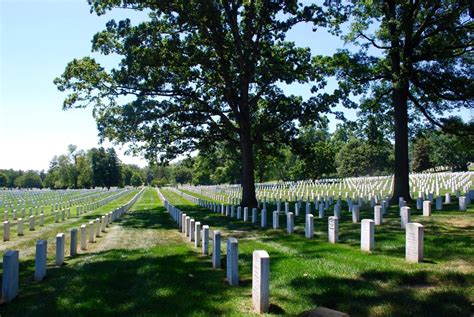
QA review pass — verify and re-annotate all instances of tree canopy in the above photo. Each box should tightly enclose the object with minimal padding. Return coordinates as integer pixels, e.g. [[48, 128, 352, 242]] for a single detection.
[[331, 0, 473, 202], [54, 0, 336, 207]]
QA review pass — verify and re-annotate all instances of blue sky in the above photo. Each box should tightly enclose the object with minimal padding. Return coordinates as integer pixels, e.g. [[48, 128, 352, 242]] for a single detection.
[[1, 1, 469, 171], [0, 0, 348, 171]]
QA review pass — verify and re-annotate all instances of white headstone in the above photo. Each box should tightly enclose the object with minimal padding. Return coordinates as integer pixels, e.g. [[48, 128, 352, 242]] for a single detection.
[[400, 206, 411, 229], [3, 221, 10, 241], [70, 228, 78, 256], [361, 219, 375, 252], [35, 240, 47, 281], [287, 212, 294, 234], [17, 218, 24, 236], [423, 201, 432, 216], [202, 225, 209, 255], [374, 206, 383, 225], [352, 205, 359, 223], [406, 222, 424, 263], [305, 214, 314, 239], [459, 196, 467, 211], [226, 238, 239, 286], [89, 221, 95, 243], [55, 233, 65, 266], [272, 211, 279, 229], [80, 224, 87, 250], [328, 216, 338, 243], [261, 209, 267, 228], [2, 250, 19, 303], [194, 221, 201, 247], [212, 230, 221, 269], [252, 250, 270, 314]]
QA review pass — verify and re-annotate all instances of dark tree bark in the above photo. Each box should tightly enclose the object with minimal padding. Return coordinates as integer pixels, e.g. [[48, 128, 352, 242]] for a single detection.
[[240, 132, 258, 208], [238, 98, 258, 208], [388, 0, 413, 204]]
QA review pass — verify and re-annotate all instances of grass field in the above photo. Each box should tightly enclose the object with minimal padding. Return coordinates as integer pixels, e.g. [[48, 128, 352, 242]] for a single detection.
[[1, 188, 472, 316]]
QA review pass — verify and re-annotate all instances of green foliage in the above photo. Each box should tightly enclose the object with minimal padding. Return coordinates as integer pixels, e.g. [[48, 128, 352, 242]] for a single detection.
[[331, 0, 473, 200], [14, 170, 43, 188], [89, 147, 122, 188], [172, 164, 193, 185], [411, 137, 433, 172], [130, 173, 143, 187], [0, 169, 23, 188], [336, 138, 393, 177], [55, 0, 334, 205], [0, 172, 8, 188]]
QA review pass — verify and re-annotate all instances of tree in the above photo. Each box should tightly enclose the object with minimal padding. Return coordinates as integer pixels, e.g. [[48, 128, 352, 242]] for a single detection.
[[411, 136, 433, 172], [76, 154, 93, 188], [15, 171, 42, 188], [172, 164, 193, 185], [104, 148, 122, 188], [0, 172, 8, 188], [427, 119, 474, 171], [89, 147, 121, 188], [130, 173, 144, 187], [290, 121, 337, 179], [336, 137, 392, 177], [1, 169, 22, 188], [332, 0, 474, 203], [54, 1, 331, 207]]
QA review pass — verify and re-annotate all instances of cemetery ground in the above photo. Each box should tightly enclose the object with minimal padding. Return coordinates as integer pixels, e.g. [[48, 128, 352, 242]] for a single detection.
[[0, 188, 473, 316]]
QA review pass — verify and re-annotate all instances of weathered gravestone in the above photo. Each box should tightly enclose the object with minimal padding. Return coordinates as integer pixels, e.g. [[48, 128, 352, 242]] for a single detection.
[[328, 216, 338, 243]]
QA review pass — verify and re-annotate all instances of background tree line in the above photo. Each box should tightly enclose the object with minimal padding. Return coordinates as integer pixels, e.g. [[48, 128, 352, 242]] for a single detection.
[[0, 145, 143, 189]]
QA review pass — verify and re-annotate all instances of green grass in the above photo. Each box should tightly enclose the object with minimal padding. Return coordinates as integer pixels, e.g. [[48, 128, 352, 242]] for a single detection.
[[1, 188, 472, 316]]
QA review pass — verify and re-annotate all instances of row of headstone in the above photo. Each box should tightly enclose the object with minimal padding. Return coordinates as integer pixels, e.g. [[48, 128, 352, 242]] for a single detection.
[[1, 188, 145, 304], [1, 188, 139, 243], [171, 187, 432, 266], [158, 188, 271, 314]]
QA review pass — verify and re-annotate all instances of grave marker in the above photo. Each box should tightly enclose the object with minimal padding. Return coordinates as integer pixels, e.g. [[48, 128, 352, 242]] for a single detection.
[[226, 238, 239, 286], [406, 223, 424, 263], [252, 250, 270, 314], [361, 219, 374, 252]]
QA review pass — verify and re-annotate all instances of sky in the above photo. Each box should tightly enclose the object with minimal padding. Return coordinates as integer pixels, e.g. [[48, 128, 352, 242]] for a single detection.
[[1, 1, 470, 171]]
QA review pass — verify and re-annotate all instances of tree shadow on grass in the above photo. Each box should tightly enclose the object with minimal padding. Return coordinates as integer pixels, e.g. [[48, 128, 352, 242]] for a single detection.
[[0, 248, 236, 317], [290, 269, 473, 317]]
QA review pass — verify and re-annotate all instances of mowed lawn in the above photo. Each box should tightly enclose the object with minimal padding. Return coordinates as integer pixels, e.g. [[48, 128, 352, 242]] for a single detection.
[[1, 188, 472, 316]]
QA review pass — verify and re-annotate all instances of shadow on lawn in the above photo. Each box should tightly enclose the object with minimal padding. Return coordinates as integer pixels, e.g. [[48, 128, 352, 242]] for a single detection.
[[1, 248, 232, 317], [290, 268, 473, 317], [0, 204, 239, 317]]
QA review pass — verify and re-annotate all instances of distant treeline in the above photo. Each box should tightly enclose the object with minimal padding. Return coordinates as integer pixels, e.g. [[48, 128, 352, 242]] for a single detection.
[[0, 145, 141, 189]]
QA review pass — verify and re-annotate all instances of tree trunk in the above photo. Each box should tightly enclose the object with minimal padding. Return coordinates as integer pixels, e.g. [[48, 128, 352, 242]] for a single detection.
[[391, 86, 412, 204], [387, 0, 412, 205], [239, 113, 258, 208]]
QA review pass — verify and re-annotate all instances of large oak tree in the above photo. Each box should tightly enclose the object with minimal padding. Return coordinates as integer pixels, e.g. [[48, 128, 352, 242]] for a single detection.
[[330, 0, 473, 203], [55, 0, 330, 207]]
